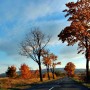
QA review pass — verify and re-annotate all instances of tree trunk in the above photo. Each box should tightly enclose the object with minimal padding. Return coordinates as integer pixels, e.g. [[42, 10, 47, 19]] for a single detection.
[[52, 65, 55, 79], [85, 37, 89, 83], [38, 55, 43, 82], [47, 65, 50, 80], [38, 62, 43, 81], [86, 56, 89, 83], [50, 68, 53, 78]]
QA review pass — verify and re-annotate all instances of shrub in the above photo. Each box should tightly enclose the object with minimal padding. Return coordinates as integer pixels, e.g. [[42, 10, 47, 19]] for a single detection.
[[55, 70, 65, 77], [6, 65, 17, 78], [30, 70, 39, 78], [43, 72, 56, 79], [34, 70, 39, 78], [19, 64, 31, 79], [55, 70, 61, 77]]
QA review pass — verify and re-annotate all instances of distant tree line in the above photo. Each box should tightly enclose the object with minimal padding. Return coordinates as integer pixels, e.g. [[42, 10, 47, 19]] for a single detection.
[[5, 63, 64, 79], [6, 64, 39, 79]]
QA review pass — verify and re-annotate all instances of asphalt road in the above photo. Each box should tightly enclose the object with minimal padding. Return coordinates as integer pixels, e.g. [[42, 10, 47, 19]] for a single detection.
[[26, 77, 90, 90]]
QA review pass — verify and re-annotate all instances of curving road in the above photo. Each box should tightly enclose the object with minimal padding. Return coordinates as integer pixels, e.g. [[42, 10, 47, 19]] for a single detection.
[[26, 77, 90, 90]]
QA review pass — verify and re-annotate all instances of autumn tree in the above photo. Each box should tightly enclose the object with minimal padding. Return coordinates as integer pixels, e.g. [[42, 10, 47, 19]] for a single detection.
[[20, 28, 51, 81], [58, 0, 90, 82], [19, 64, 31, 79], [42, 50, 61, 79], [6, 65, 17, 78], [42, 50, 51, 80], [49, 53, 61, 79], [64, 62, 75, 77]]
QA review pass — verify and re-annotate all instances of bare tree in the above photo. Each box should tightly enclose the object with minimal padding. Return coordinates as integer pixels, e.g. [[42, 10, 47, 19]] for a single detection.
[[20, 28, 51, 81]]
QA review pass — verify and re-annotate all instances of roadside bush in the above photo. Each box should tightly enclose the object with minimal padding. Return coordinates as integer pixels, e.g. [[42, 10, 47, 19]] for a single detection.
[[54, 70, 61, 77], [6, 65, 17, 78], [43, 72, 56, 79], [31, 70, 39, 78], [19, 64, 31, 79], [77, 73, 86, 82], [34, 70, 39, 78], [55, 70, 66, 77]]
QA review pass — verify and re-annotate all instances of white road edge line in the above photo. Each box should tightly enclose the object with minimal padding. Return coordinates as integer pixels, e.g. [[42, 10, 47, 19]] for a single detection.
[[49, 87, 54, 90]]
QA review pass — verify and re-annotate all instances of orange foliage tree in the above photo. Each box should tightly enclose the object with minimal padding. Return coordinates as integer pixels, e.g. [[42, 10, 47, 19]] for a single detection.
[[19, 64, 31, 79], [58, 0, 90, 82], [42, 50, 51, 80], [42, 50, 61, 79], [64, 62, 75, 77], [6, 65, 17, 78], [49, 53, 61, 79]]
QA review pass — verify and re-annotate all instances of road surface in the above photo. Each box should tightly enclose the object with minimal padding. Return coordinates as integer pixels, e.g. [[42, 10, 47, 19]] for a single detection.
[[26, 77, 90, 90]]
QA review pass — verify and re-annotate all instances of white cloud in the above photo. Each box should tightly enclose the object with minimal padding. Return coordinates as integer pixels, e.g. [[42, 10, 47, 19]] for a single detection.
[[23, 0, 66, 21], [0, 0, 87, 74]]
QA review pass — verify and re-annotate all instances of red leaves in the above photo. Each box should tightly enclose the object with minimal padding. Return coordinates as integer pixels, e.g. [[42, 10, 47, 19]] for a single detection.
[[64, 62, 75, 77], [57, 62, 61, 65], [66, 2, 77, 8], [58, 0, 90, 56]]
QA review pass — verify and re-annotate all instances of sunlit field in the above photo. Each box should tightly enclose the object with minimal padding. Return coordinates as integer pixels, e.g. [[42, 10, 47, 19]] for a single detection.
[[0, 77, 60, 89]]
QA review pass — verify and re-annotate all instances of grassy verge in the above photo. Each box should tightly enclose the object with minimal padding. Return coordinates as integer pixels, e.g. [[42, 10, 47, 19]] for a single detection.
[[73, 77, 90, 89], [0, 77, 62, 89]]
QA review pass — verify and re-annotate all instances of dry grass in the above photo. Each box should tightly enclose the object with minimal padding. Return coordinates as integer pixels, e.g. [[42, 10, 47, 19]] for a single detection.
[[0, 77, 59, 89], [73, 75, 90, 89]]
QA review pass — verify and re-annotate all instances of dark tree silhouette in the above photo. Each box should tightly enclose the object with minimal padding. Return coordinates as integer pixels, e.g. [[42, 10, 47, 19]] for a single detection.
[[20, 28, 51, 81], [58, 0, 90, 82], [6, 65, 17, 78]]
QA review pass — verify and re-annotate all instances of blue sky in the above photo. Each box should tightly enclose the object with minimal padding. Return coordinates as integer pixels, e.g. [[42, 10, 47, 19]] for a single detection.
[[0, 0, 89, 74]]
